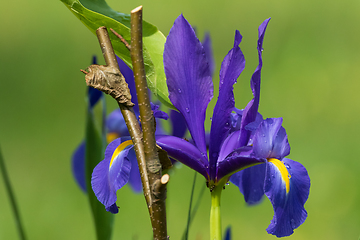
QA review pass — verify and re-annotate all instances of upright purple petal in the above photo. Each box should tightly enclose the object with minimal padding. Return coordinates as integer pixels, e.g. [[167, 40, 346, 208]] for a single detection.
[[88, 87, 103, 108], [238, 18, 270, 147], [116, 55, 138, 112], [72, 141, 87, 192], [217, 130, 240, 163], [253, 118, 290, 159], [265, 158, 310, 237], [106, 110, 130, 137], [91, 138, 133, 213], [88, 56, 103, 108], [151, 102, 169, 120], [202, 32, 215, 76], [224, 225, 231, 240], [156, 135, 209, 178], [209, 30, 245, 179], [170, 110, 187, 138], [164, 14, 213, 155]]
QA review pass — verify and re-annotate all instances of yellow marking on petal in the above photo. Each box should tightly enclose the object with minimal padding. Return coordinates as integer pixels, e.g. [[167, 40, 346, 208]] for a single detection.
[[268, 158, 291, 193], [107, 132, 120, 143], [109, 140, 133, 168]]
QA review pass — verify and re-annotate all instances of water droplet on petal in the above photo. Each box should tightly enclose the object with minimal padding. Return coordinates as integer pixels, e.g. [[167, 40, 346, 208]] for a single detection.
[[210, 117, 212, 121], [290, 219, 296, 228], [226, 182, 230, 186], [177, 88, 182, 93], [185, 107, 190, 113]]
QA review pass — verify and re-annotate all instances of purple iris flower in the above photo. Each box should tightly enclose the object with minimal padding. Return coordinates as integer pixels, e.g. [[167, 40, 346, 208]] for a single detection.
[[155, 15, 310, 237], [72, 57, 180, 195], [89, 31, 215, 213]]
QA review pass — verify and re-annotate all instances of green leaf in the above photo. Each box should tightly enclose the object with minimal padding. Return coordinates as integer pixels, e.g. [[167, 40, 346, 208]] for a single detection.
[[61, 0, 174, 108], [85, 94, 114, 240]]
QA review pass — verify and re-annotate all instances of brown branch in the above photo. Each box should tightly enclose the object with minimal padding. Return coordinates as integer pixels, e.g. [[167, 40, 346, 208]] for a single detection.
[[110, 28, 131, 51], [91, 26, 152, 214], [130, 6, 168, 240]]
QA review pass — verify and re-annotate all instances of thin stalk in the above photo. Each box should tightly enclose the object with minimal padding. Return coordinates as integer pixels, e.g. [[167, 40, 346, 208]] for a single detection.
[[0, 146, 27, 240], [210, 183, 224, 240], [190, 180, 206, 222], [182, 172, 198, 240], [130, 6, 168, 239]]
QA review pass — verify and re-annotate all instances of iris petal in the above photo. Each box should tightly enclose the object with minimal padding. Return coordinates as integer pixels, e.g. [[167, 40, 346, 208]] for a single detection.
[[238, 18, 270, 147], [253, 118, 290, 159], [265, 158, 310, 237], [127, 149, 142, 193], [91, 138, 133, 213], [71, 141, 87, 192], [88, 87, 103, 108], [156, 135, 209, 178], [230, 164, 266, 204], [106, 110, 129, 137], [209, 30, 245, 180], [116, 55, 138, 112], [150, 102, 169, 120], [164, 14, 213, 155], [217, 130, 240, 163], [202, 32, 215, 76], [216, 147, 263, 180], [170, 110, 187, 138]]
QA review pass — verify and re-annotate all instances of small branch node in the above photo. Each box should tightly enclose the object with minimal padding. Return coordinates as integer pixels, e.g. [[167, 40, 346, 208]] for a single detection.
[[80, 69, 89, 74], [152, 174, 169, 202]]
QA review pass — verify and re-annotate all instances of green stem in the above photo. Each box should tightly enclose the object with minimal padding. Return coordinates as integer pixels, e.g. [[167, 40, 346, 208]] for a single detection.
[[210, 183, 225, 240], [0, 146, 27, 240]]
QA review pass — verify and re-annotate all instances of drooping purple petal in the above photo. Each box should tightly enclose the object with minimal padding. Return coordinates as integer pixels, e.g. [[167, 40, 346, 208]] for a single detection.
[[265, 158, 310, 237], [91, 138, 133, 213], [116, 55, 138, 112], [170, 110, 187, 138], [202, 32, 215, 76], [156, 135, 209, 178], [230, 164, 266, 204], [71, 141, 87, 192], [164, 14, 213, 155], [253, 118, 290, 159], [238, 18, 270, 147], [209, 30, 245, 179], [216, 146, 264, 180], [127, 149, 142, 193]]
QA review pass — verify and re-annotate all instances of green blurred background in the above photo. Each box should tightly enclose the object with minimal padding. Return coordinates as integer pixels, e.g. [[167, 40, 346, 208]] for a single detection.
[[1, 0, 359, 239]]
